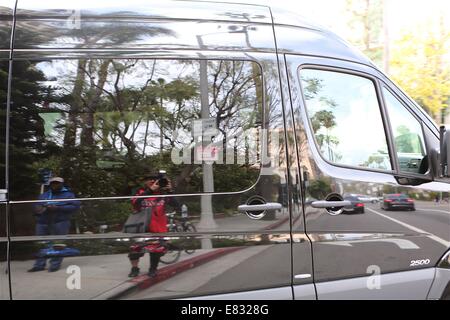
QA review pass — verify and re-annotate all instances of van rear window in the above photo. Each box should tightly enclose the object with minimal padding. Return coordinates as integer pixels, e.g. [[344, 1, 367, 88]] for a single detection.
[[9, 59, 263, 200]]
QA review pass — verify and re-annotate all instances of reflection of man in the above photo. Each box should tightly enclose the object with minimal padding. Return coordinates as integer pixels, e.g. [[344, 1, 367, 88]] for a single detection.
[[128, 172, 179, 278], [28, 177, 80, 273]]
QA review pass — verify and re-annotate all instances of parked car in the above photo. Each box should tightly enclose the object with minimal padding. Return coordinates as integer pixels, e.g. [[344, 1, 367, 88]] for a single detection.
[[343, 196, 365, 214], [381, 194, 416, 211]]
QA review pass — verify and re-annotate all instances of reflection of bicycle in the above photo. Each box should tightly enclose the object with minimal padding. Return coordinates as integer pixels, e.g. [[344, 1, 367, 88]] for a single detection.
[[166, 211, 197, 233], [159, 212, 197, 264]]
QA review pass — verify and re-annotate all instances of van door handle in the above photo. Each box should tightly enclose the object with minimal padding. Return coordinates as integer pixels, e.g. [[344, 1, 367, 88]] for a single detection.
[[238, 202, 282, 212], [0, 189, 7, 202], [310, 200, 351, 208]]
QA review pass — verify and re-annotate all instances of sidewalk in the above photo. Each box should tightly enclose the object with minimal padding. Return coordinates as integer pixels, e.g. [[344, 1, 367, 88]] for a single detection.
[[10, 209, 292, 300], [10, 250, 223, 300], [108, 210, 294, 300]]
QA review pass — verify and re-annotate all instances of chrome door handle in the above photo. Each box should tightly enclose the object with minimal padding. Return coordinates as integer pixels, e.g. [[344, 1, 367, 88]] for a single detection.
[[0, 189, 7, 202], [238, 202, 282, 212], [311, 200, 351, 208]]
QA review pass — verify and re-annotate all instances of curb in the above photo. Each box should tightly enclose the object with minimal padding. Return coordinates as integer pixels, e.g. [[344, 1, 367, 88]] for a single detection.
[[108, 247, 241, 299], [109, 211, 292, 299]]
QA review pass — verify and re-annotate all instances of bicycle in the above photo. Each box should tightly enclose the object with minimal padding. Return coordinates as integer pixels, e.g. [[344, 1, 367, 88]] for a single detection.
[[159, 211, 197, 264], [166, 211, 197, 233]]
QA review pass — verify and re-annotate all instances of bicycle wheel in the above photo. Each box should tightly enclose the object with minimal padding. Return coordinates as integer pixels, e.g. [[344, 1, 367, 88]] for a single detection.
[[159, 245, 181, 264], [183, 223, 197, 233], [183, 223, 197, 254]]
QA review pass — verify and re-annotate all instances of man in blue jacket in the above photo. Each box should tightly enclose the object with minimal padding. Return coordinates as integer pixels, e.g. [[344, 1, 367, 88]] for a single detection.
[[28, 177, 80, 272]]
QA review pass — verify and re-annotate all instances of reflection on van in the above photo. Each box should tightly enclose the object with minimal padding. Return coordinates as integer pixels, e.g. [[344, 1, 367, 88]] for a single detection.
[[1, 0, 449, 301]]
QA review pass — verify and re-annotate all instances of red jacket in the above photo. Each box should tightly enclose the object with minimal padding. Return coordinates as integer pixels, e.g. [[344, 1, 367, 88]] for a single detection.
[[132, 188, 177, 233]]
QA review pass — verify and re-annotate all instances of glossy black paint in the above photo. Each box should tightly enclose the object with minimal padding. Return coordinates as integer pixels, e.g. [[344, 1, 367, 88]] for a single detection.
[[8, 233, 292, 300], [0, 0, 447, 300], [1, 0, 314, 299], [284, 54, 450, 291]]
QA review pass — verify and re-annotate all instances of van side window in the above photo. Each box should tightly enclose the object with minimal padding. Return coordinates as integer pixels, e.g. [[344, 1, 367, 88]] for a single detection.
[[382, 88, 428, 174], [299, 69, 391, 171], [9, 59, 263, 200]]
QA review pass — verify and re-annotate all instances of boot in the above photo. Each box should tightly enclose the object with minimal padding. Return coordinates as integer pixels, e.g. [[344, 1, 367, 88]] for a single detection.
[[148, 268, 157, 278], [128, 266, 140, 277]]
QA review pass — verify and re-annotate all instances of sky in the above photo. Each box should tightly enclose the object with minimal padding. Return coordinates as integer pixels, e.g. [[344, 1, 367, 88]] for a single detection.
[[16, 0, 450, 42], [225, 0, 450, 41]]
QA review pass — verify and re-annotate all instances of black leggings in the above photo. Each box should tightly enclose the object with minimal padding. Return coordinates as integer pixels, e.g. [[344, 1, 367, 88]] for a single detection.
[[150, 252, 163, 271], [128, 251, 163, 271]]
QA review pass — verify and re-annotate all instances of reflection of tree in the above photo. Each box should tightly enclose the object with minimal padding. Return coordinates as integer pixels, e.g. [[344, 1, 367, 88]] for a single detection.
[[308, 178, 332, 200], [15, 16, 175, 50], [27, 59, 262, 198], [8, 61, 48, 199], [362, 150, 389, 169], [394, 125, 422, 154], [311, 110, 340, 162], [208, 60, 261, 192], [302, 76, 341, 163], [210, 60, 260, 135]]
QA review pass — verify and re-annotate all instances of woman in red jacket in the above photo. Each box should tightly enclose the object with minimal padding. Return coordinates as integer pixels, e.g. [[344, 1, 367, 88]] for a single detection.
[[128, 173, 179, 278]]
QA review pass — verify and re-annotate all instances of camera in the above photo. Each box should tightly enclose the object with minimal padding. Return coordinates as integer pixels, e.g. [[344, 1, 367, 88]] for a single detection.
[[157, 170, 168, 188]]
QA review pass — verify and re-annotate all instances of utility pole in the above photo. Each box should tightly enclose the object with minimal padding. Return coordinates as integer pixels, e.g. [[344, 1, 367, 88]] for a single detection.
[[196, 35, 218, 249]]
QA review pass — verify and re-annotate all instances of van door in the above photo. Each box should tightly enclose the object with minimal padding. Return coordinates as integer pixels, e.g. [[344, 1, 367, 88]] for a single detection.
[[0, 0, 14, 300], [285, 55, 450, 299], [6, 0, 314, 300], [0, 53, 9, 299]]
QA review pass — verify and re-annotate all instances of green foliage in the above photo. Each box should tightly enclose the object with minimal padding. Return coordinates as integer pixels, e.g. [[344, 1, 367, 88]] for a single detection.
[[307, 178, 332, 200], [390, 23, 450, 123], [345, 0, 384, 66]]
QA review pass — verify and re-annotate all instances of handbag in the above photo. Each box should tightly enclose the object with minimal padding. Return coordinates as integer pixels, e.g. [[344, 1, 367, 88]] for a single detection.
[[123, 207, 153, 233]]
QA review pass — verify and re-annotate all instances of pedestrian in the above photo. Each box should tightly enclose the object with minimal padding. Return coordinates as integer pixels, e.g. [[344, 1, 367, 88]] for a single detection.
[[127, 171, 179, 278], [28, 177, 80, 272]]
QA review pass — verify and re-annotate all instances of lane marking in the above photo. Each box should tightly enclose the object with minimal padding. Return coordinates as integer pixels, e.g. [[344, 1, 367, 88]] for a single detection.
[[415, 207, 450, 215], [326, 238, 420, 249], [366, 207, 450, 248]]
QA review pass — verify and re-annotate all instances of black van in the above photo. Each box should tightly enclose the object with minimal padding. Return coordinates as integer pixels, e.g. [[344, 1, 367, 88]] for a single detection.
[[0, 0, 449, 300]]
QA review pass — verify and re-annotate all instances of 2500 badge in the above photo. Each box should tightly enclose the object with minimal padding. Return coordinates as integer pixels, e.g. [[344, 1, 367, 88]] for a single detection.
[[410, 259, 431, 267]]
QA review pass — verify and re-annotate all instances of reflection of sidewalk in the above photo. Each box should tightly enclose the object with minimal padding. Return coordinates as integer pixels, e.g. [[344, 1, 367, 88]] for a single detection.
[[10, 254, 139, 300], [10, 250, 225, 300], [10, 210, 292, 300], [102, 248, 242, 300], [110, 210, 293, 299]]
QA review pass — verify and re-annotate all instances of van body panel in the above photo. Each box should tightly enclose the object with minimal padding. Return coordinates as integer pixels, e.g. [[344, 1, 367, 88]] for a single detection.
[[6, 14, 314, 297], [0, 234, 8, 300], [0, 1, 14, 50], [9, 234, 297, 300], [274, 25, 374, 67], [284, 54, 450, 298], [0, 0, 448, 300], [180, 286, 296, 300], [14, 19, 276, 52], [15, 0, 272, 23], [315, 268, 435, 300], [427, 268, 450, 299], [14, 0, 273, 51]]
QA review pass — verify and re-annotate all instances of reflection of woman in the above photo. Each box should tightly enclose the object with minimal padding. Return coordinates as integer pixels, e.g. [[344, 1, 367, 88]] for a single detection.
[[128, 173, 179, 278]]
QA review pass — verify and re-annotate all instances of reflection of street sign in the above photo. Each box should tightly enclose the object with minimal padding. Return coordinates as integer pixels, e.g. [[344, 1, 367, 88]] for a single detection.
[[38, 168, 53, 185], [196, 146, 220, 161], [202, 118, 216, 135], [192, 118, 217, 136]]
